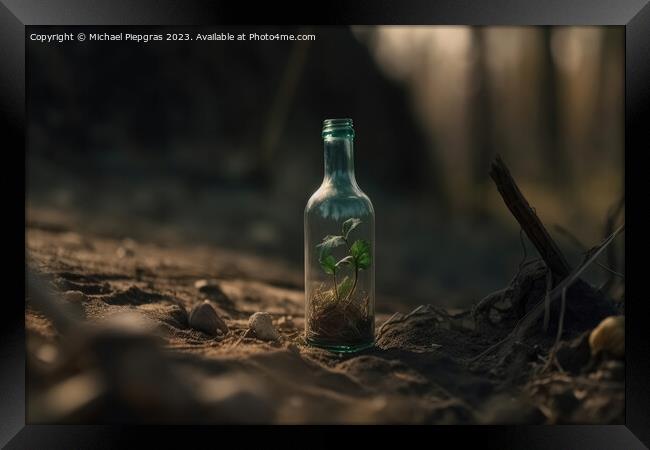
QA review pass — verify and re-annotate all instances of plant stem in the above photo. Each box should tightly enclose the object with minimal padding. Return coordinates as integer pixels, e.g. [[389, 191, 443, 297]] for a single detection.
[[344, 266, 358, 306], [333, 270, 340, 302], [339, 236, 357, 305]]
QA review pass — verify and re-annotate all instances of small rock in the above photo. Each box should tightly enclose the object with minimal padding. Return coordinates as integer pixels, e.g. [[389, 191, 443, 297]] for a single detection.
[[589, 316, 624, 359], [63, 290, 86, 303], [189, 301, 229, 336], [248, 312, 280, 341]]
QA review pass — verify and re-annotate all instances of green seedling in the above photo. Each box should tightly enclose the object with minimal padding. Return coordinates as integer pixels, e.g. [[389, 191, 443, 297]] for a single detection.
[[315, 218, 372, 305]]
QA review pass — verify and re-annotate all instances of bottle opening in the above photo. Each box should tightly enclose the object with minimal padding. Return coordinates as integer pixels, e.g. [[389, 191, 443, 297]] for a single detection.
[[322, 118, 354, 139]]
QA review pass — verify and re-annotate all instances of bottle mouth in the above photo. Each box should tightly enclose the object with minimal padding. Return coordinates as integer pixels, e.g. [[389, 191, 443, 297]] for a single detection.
[[322, 118, 354, 138]]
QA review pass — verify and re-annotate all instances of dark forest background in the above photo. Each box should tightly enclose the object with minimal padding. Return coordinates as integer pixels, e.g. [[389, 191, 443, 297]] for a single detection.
[[27, 26, 624, 309]]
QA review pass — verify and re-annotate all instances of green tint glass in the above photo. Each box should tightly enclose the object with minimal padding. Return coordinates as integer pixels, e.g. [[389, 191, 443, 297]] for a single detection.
[[304, 118, 375, 352]]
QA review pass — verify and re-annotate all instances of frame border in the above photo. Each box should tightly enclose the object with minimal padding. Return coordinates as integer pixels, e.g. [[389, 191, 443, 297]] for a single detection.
[[2, 1, 648, 447]]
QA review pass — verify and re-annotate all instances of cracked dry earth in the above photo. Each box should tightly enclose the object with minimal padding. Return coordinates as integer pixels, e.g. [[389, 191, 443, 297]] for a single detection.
[[25, 218, 624, 424]]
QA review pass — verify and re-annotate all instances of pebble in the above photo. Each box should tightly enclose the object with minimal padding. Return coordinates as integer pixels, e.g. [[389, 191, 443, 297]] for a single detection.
[[63, 290, 86, 303], [189, 301, 229, 336], [248, 312, 280, 341], [589, 315, 624, 359]]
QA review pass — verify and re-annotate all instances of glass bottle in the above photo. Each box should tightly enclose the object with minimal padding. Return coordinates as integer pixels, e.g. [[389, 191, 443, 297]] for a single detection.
[[304, 118, 375, 352]]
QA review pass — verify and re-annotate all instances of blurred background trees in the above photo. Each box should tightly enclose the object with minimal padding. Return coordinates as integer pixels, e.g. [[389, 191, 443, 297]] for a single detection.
[[355, 26, 623, 216]]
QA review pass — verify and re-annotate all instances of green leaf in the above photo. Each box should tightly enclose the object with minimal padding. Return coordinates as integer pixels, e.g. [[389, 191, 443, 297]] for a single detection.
[[342, 218, 362, 240], [319, 254, 337, 275], [316, 235, 345, 275], [350, 239, 372, 270]]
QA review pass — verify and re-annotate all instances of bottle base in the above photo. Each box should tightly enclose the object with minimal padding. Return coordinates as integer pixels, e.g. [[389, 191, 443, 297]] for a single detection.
[[305, 337, 374, 353]]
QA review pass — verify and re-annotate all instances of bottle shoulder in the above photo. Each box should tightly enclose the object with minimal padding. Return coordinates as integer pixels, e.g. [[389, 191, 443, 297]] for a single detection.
[[305, 183, 374, 220]]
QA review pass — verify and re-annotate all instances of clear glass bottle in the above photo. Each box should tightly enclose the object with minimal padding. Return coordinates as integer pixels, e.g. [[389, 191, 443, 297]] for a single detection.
[[304, 118, 375, 352]]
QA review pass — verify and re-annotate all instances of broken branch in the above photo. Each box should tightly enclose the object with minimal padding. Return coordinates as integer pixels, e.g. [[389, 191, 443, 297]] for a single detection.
[[489, 155, 571, 279]]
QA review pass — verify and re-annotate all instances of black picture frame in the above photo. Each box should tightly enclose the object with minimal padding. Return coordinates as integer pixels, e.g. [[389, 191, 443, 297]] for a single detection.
[[2, 1, 648, 447]]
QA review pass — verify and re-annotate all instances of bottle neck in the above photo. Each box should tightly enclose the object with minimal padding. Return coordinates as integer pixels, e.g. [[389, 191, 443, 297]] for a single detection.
[[323, 136, 357, 187]]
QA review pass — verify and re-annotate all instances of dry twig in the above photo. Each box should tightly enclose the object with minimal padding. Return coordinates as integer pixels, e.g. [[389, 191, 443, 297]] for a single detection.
[[489, 155, 571, 279]]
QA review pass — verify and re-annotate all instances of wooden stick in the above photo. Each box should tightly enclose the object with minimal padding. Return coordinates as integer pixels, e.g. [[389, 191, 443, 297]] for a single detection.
[[489, 155, 571, 279]]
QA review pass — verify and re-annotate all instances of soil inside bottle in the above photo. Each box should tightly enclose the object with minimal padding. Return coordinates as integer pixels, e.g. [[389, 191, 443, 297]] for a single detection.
[[307, 284, 373, 350]]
